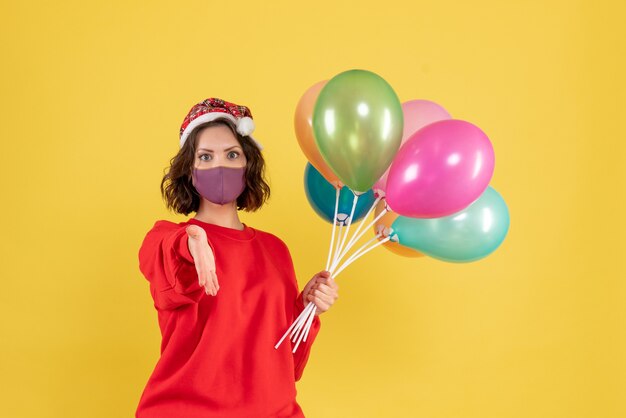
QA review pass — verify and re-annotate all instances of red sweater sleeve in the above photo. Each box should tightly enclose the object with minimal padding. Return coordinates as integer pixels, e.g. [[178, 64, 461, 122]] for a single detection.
[[280, 242, 322, 381], [138, 220, 215, 311]]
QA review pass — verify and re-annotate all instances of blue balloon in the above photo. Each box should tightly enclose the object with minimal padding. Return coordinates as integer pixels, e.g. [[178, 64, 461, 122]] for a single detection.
[[304, 163, 376, 225], [390, 186, 509, 263]]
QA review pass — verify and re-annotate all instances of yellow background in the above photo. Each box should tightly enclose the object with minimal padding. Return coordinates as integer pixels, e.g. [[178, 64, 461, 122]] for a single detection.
[[1, 1, 624, 417]]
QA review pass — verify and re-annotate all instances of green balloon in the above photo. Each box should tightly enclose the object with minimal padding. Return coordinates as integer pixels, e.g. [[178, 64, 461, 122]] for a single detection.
[[312, 69, 403, 193], [390, 186, 510, 263]]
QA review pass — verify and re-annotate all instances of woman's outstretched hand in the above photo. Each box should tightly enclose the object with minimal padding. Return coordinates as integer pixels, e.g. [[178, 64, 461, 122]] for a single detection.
[[186, 225, 219, 296], [302, 270, 339, 316]]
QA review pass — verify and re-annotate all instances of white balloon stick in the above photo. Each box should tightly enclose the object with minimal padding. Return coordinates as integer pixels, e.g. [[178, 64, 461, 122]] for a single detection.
[[293, 304, 317, 353], [330, 206, 389, 273], [290, 302, 316, 342], [331, 194, 359, 269], [325, 188, 341, 271], [275, 301, 315, 349], [334, 196, 381, 268], [334, 236, 391, 278]]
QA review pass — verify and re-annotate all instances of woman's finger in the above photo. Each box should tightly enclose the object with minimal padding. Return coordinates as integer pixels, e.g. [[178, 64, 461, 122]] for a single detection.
[[316, 288, 334, 305], [197, 264, 211, 294], [316, 283, 338, 299], [197, 270, 206, 287], [324, 277, 338, 288], [315, 283, 333, 294], [206, 271, 214, 295], [204, 274, 212, 295], [313, 295, 330, 312], [211, 270, 220, 292], [199, 264, 213, 295], [314, 289, 335, 306]]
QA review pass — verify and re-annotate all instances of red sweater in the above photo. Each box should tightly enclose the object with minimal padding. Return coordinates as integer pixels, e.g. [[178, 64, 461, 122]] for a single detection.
[[136, 218, 321, 418]]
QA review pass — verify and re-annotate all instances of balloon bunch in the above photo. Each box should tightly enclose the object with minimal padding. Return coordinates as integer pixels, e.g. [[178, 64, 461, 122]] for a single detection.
[[275, 69, 510, 353]]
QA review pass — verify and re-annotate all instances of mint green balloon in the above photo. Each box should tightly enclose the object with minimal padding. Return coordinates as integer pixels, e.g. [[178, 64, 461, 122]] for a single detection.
[[390, 186, 510, 263], [312, 69, 403, 193]]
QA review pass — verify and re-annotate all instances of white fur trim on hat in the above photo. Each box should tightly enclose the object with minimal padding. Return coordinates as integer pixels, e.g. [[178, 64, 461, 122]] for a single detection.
[[180, 113, 264, 151], [237, 116, 255, 136]]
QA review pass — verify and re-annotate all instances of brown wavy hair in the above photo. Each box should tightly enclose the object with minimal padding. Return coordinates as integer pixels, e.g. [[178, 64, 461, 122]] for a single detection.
[[160, 119, 271, 215]]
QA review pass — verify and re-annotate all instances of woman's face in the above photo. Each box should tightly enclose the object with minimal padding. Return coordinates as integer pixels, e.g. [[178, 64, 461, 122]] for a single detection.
[[193, 124, 247, 169]]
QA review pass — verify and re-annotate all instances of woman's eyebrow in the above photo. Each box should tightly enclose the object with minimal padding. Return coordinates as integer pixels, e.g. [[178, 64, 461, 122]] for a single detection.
[[197, 146, 242, 152]]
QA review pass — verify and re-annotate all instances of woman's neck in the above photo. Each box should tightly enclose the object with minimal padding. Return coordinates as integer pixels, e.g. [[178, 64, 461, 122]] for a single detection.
[[193, 199, 244, 230]]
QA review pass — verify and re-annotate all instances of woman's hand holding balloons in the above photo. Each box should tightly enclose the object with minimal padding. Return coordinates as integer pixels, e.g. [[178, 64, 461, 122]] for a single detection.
[[302, 270, 339, 316], [186, 225, 219, 296], [280, 68, 510, 355]]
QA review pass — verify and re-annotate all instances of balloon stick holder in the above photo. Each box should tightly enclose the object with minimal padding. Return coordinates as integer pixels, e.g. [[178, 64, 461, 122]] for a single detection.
[[275, 188, 391, 353]]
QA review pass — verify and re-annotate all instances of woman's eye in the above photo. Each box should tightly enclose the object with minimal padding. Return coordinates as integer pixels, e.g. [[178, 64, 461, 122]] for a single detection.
[[199, 154, 212, 161], [228, 151, 240, 159]]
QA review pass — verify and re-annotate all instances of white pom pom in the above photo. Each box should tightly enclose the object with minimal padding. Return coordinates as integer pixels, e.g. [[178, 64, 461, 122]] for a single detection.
[[237, 116, 255, 136]]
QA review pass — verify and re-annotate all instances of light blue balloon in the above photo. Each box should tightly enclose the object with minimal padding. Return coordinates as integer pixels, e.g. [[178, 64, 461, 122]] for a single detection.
[[390, 186, 509, 263], [304, 163, 376, 225]]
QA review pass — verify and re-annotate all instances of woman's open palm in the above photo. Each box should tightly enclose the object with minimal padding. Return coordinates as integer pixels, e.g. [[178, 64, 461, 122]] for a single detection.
[[185, 225, 219, 296]]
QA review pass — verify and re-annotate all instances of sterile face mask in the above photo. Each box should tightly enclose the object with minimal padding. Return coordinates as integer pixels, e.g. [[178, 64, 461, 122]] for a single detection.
[[192, 166, 246, 205]]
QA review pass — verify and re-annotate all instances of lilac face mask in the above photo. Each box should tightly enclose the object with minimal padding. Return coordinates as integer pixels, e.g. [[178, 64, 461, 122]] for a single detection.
[[192, 166, 246, 205]]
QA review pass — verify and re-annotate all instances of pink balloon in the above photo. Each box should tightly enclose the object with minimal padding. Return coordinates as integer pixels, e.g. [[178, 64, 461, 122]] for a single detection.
[[374, 100, 451, 196], [385, 119, 495, 218]]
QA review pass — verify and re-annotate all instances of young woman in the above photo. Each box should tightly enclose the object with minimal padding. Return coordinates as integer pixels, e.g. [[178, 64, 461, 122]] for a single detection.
[[136, 98, 339, 418]]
